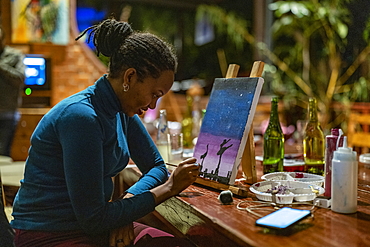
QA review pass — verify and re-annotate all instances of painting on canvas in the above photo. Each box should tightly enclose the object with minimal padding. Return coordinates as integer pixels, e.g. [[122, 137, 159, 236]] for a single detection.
[[193, 77, 264, 185], [11, 0, 69, 45]]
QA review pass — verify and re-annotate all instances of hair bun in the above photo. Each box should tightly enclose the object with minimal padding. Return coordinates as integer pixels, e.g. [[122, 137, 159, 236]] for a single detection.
[[95, 19, 133, 57], [76, 18, 133, 57]]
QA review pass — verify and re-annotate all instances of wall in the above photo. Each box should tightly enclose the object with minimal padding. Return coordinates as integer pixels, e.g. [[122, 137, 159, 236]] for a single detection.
[[0, 0, 107, 106], [49, 36, 107, 105]]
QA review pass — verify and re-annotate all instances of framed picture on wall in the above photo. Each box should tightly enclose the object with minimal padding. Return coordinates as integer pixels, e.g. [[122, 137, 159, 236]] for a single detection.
[[11, 0, 69, 45]]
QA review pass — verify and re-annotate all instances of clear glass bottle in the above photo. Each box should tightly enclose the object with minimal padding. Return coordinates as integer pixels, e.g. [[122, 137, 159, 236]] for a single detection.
[[303, 97, 325, 175], [181, 95, 193, 149], [263, 97, 285, 174], [156, 109, 170, 163], [192, 95, 202, 140]]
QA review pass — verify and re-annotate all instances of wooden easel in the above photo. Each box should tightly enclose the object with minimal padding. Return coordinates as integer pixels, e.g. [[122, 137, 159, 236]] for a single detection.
[[241, 61, 264, 183], [226, 62, 264, 185], [194, 61, 265, 197]]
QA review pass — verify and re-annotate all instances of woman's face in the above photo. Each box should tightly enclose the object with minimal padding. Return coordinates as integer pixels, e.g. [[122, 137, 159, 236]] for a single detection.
[[120, 69, 174, 117]]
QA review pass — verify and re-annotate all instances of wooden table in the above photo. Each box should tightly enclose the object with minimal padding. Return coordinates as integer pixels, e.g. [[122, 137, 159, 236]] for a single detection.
[[150, 160, 370, 247], [130, 139, 369, 247], [3, 151, 370, 246]]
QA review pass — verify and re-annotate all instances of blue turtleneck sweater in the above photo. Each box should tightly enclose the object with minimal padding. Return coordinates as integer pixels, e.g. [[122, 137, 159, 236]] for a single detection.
[[11, 75, 168, 234]]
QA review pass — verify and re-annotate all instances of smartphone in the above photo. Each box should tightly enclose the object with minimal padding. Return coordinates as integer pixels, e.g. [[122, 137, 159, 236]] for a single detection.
[[256, 207, 311, 229]]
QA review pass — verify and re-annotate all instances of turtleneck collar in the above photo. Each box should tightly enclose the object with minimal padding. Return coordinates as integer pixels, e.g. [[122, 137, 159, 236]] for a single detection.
[[93, 75, 123, 118]]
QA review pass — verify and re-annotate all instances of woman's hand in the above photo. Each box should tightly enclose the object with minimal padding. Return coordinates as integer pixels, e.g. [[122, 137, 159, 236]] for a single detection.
[[109, 223, 134, 247], [150, 157, 199, 204], [168, 157, 199, 194], [110, 193, 135, 247]]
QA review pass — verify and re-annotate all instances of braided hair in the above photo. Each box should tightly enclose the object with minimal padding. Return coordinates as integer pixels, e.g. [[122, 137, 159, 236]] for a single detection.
[[76, 18, 177, 80]]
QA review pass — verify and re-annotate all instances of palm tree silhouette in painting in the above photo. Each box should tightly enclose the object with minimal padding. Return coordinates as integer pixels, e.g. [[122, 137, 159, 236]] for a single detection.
[[199, 144, 209, 175], [215, 139, 233, 176]]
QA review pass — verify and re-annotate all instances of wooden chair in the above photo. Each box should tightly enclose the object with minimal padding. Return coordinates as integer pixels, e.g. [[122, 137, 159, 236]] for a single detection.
[[0, 156, 12, 208], [1, 178, 5, 210], [1, 168, 13, 222], [347, 112, 370, 154]]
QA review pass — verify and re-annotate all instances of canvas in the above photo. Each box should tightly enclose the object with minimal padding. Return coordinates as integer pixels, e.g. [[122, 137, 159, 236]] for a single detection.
[[193, 77, 264, 185]]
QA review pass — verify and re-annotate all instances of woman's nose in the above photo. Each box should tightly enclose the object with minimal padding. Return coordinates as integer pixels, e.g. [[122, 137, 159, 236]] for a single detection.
[[149, 99, 158, 109]]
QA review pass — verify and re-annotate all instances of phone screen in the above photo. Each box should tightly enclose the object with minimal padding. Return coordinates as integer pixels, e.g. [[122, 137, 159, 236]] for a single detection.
[[256, 207, 311, 229]]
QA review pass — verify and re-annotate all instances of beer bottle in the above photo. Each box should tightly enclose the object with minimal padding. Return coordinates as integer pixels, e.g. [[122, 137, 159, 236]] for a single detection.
[[182, 95, 193, 148], [263, 97, 285, 174], [303, 97, 325, 175]]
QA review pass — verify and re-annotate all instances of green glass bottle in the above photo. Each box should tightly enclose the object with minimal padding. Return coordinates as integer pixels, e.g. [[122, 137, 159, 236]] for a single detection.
[[263, 97, 285, 174], [303, 97, 325, 175], [182, 95, 193, 149]]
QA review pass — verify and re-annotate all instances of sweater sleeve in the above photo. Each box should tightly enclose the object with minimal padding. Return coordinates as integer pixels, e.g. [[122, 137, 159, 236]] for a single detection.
[[125, 115, 169, 195], [56, 104, 157, 234]]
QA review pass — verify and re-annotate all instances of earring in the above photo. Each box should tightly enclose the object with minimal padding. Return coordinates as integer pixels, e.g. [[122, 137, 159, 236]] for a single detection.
[[123, 83, 130, 92]]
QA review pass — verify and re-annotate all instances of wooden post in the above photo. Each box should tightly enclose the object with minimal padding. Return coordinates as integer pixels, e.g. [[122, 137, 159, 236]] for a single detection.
[[225, 64, 240, 79], [225, 62, 264, 184], [241, 61, 265, 184]]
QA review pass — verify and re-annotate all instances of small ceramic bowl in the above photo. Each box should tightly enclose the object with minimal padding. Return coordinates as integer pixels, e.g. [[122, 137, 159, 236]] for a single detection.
[[250, 180, 325, 204]]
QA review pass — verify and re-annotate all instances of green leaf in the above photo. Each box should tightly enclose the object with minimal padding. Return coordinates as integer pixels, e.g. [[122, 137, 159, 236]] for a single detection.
[[336, 22, 348, 39], [363, 16, 370, 42], [281, 16, 293, 26], [273, 2, 292, 17], [317, 7, 326, 18], [290, 3, 309, 18]]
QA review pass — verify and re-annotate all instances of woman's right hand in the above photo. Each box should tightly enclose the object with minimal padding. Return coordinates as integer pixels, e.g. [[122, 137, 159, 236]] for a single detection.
[[150, 157, 199, 204], [167, 157, 199, 195]]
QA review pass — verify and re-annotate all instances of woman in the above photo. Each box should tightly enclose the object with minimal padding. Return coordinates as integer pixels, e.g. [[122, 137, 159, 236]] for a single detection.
[[10, 18, 199, 247]]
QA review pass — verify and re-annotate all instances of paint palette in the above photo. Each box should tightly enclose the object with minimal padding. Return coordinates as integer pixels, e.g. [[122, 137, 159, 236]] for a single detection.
[[261, 172, 324, 187], [250, 180, 325, 204]]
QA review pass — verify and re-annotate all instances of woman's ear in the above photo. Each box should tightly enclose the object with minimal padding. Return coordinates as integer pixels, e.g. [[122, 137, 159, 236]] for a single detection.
[[123, 68, 137, 85]]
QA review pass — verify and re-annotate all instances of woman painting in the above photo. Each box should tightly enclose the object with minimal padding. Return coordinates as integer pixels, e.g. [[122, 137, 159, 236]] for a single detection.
[[10, 18, 199, 247]]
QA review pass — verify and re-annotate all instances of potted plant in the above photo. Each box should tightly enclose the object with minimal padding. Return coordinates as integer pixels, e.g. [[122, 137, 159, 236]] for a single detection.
[[196, 0, 370, 132]]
